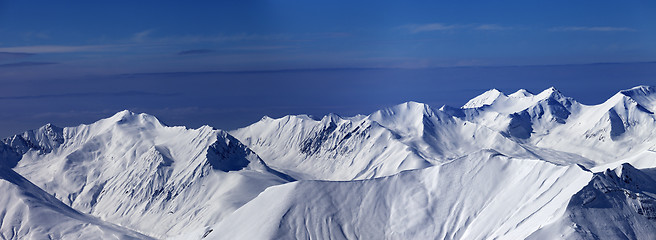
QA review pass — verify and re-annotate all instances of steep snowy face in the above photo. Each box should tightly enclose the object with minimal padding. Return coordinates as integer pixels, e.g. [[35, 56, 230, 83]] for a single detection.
[[452, 86, 656, 166], [462, 87, 572, 114], [8, 111, 291, 238], [511, 88, 577, 136], [3, 123, 64, 155], [0, 166, 152, 240], [461, 88, 505, 109], [0, 142, 21, 168], [231, 112, 431, 180], [619, 85, 656, 113], [204, 150, 593, 240], [458, 87, 579, 139], [530, 163, 656, 239], [367, 102, 534, 163], [232, 101, 532, 180], [529, 87, 656, 163]]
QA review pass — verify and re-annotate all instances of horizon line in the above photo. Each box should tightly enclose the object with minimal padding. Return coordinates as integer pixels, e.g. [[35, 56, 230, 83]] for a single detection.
[[117, 60, 656, 77]]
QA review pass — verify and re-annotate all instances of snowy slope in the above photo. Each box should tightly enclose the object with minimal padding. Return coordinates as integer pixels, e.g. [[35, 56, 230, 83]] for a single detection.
[[204, 150, 594, 240], [204, 156, 656, 240], [213, 85, 656, 239], [3, 111, 292, 238], [530, 163, 656, 239], [0, 166, 152, 240], [531, 86, 656, 163], [5, 86, 656, 239], [231, 113, 431, 180], [457, 86, 656, 165], [231, 102, 534, 180]]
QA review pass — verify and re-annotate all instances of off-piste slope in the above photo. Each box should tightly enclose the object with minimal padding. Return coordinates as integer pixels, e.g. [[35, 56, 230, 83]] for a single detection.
[[231, 102, 535, 180], [205, 150, 595, 240], [0, 166, 152, 240], [456, 86, 656, 166], [530, 163, 656, 239], [3, 111, 292, 238], [205, 153, 656, 240]]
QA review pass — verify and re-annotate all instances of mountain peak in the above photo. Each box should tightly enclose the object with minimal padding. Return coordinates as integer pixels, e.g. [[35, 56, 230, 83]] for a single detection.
[[111, 109, 135, 118], [619, 85, 656, 97], [104, 110, 166, 128], [614, 85, 656, 113], [3, 121, 65, 155], [460, 87, 575, 116], [320, 113, 342, 123], [106, 110, 138, 124], [379, 101, 432, 116], [38, 123, 63, 135], [462, 89, 506, 109], [366, 101, 437, 137], [536, 86, 563, 99], [508, 89, 533, 98], [403, 100, 428, 107]]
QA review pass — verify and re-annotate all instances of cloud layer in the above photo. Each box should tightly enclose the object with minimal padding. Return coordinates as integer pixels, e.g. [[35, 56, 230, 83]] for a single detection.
[[549, 26, 636, 32], [400, 23, 514, 33], [0, 45, 116, 54], [178, 49, 214, 55], [0, 61, 57, 68], [401, 23, 637, 34]]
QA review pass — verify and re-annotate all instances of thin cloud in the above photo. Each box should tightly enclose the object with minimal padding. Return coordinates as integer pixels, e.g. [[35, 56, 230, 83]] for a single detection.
[[133, 29, 155, 42], [23, 31, 51, 40], [549, 26, 636, 32], [178, 46, 290, 55], [401, 23, 513, 33], [0, 33, 291, 57], [0, 52, 34, 61], [401, 23, 461, 33], [230, 45, 291, 51], [0, 61, 57, 68], [158, 33, 291, 44], [0, 91, 178, 100], [178, 49, 214, 55], [0, 45, 117, 54], [474, 24, 513, 31]]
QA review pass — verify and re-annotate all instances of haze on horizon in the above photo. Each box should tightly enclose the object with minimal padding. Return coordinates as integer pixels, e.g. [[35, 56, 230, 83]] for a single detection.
[[0, 0, 655, 137]]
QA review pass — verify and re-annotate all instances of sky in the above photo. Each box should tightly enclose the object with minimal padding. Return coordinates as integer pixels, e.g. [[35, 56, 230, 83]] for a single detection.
[[0, 1, 655, 137]]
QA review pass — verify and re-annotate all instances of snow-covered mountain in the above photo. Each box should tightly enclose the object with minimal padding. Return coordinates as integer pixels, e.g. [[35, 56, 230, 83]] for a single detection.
[[454, 86, 656, 166], [2, 111, 292, 238], [2, 86, 656, 239], [230, 102, 534, 180]]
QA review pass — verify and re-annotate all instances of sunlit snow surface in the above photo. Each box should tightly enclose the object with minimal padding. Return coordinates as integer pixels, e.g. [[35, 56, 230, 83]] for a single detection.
[[3, 86, 656, 239], [2, 111, 291, 239]]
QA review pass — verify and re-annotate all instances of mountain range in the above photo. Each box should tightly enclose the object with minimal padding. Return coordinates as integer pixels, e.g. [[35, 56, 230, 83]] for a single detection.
[[2, 86, 656, 239]]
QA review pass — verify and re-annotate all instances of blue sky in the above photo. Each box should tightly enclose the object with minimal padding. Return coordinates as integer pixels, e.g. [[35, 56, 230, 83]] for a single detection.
[[0, 1, 655, 136]]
